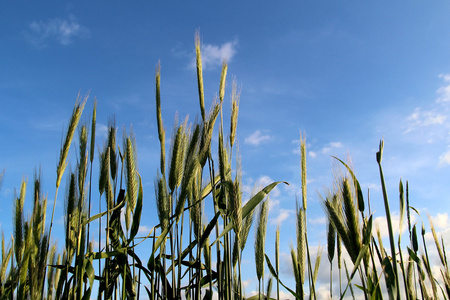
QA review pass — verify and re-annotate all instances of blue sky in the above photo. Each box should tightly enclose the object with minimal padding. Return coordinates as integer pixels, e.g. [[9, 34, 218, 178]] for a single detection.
[[2, 1, 450, 298]]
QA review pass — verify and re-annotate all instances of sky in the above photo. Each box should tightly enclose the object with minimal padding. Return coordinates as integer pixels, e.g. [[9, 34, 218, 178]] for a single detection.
[[2, 1, 450, 298]]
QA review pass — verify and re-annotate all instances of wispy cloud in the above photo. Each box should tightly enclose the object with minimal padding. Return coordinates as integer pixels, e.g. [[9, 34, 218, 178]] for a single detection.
[[429, 212, 449, 229], [437, 74, 450, 103], [245, 130, 272, 146], [138, 225, 154, 235], [190, 39, 238, 70], [309, 216, 327, 225], [403, 74, 450, 135], [96, 123, 109, 140], [25, 15, 89, 48], [320, 141, 343, 154], [309, 151, 317, 158], [439, 150, 450, 166], [305, 141, 343, 158], [404, 107, 446, 134], [270, 208, 294, 226]]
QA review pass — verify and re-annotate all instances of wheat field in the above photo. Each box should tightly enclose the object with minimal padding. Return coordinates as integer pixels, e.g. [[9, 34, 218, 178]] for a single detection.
[[1, 33, 449, 300]]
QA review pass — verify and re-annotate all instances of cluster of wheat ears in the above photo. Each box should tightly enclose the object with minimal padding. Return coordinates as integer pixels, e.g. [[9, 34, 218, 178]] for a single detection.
[[1, 33, 450, 300]]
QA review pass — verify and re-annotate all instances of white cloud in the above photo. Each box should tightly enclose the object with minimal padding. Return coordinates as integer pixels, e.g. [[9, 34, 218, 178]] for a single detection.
[[255, 175, 281, 198], [245, 130, 272, 146], [329, 142, 343, 148], [439, 150, 450, 166], [309, 217, 327, 225], [314, 283, 332, 300], [96, 123, 109, 140], [362, 182, 381, 192], [271, 208, 294, 226], [309, 151, 317, 158], [138, 225, 154, 235], [429, 212, 449, 229], [373, 213, 417, 239], [403, 75, 450, 137], [437, 74, 450, 103], [192, 39, 238, 70], [405, 107, 446, 133], [25, 15, 89, 48], [320, 141, 343, 155]]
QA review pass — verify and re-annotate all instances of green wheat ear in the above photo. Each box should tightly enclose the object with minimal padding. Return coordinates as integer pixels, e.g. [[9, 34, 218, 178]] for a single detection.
[[195, 30, 205, 121], [300, 133, 307, 210], [155, 62, 166, 176], [230, 79, 240, 149], [107, 120, 117, 180], [428, 214, 446, 267], [78, 124, 88, 199], [125, 135, 138, 230], [56, 94, 87, 189], [89, 99, 97, 163], [168, 122, 186, 193], [296, 202, 306, 285], [290, 245, 302, 297], [14, 179, 26, 263], [255, 198, 269, 281], [219, 61, 227, 102], [342, 177, 361, 261], [231, 173, 243, 245]]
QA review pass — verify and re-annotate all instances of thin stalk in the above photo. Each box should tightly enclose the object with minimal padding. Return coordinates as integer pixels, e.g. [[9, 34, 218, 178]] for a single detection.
[[305, 231, 316, 300], [177, 209, 185, 299], [276, 227, 280, 300], [376, 140, 400, 299], [207, 158, 222, 298]]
